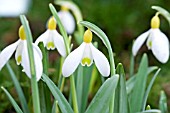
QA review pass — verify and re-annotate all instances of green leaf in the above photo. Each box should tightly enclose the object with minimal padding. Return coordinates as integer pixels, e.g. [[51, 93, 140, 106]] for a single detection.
[[76, 65, 83, 112], [114, 63, 129, 113], [1, 86, 23, 113], [159, 91, 168, 113], [152, 6, 170, 26], [139, 109, 161, 113], [55, 0, 84, 44], [126, 66, 158, 94], [82, 65, 94, 113], [142, 69, 161, 110], [79, 21, 115, 76], [42, 74, 74, 113], [49, 3, 70, 55], [6, 63, 30, 113], [130, 54, 148, 113], [52, 101, 60, 113], [85, 74, 119, 113]]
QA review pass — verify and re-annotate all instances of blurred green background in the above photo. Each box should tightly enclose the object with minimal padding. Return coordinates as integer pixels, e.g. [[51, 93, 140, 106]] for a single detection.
[[0, 0, 170, 112]]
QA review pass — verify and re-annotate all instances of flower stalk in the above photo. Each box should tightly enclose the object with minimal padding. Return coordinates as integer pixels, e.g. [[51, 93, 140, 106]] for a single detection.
[[20, 15, 41, 113]]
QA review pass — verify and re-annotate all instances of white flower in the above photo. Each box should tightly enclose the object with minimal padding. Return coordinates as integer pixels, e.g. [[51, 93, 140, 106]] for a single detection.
[[0, 25, 43, 81], [132, 13, 169, 63], [35, 16, 66, 57], [58, 6, 75, 34], [62, 29, 110, 77]]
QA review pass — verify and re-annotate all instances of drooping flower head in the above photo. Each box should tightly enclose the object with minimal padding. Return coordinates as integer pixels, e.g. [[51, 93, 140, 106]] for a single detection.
[[0, 25, 43, 81], [35, 16, 66, 57], [62, 29, 110, 77], [58, 5, 75, 34], [132, 13, 169, 63]]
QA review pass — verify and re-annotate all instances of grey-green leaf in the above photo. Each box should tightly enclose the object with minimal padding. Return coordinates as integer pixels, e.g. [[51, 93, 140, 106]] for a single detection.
[[159, 91, 168, 113], [6, 63, 30, 113], [130, 54, 148, 113], [85, 74, 119, 113], [42, 74, 74, 113], [114, 63, 129, 113], [1, 86, 23, 113]]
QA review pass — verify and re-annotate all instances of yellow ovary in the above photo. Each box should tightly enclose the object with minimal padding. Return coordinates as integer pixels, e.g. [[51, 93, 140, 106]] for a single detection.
[[82, 57, 91, 66], [83, 29, 92, 43], [151, 13, 160, 29], [19, 25, 26, 40], [48, 16, 57, 30], [61, 6, 69, 11]]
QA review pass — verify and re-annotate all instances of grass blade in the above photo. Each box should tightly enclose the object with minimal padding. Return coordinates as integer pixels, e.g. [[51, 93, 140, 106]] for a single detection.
[[6, 63, 30, 113], [42, 74, 74, 113], [1, 86, 23, 113], [85, 74, 119, 113]]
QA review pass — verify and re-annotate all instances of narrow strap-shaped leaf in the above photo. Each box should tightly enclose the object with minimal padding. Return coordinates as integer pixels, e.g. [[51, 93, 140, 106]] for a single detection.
[[159, 91, 168, 113], [42, 74, 74, 113], [139, 109, 161, 113], [6, 63, 30, 113], [114, 63, 129, 113], [142, 69, 161, 110], [152, 6, 170, 26], [1, 86, 23, 113], [85, 74, 119, 113], [130, 54, 148, 113], [52, 101, 60, 113], [126, 66, 158, 94], [55, 0, 84, 44], [76, 65, 83, 112]]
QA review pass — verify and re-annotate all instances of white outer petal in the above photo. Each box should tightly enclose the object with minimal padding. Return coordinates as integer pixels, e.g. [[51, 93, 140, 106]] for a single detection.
[[35, 30, 49, 46], [32, 43, 42, 60], [52, 30, 66, 57], [21, 41, 43, 81], [132, 30, 150, 56], [90, 43, 110, 77], [151, 29, 169, 63], [58, 11, 75, 34], [15, 41, 24, 65], [0, 40, 20, 70], [62, 43, 85, 77]]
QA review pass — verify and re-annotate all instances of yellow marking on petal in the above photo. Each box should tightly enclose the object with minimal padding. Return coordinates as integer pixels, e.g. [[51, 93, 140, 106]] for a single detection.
[[17, 55, 22, 64], [19, 25, 26, 40], [61, 6, 69, 11], [83, 29, 92, 43], [82, 57, 91, 66], [149, 41, 152, 47], [47, 42, 55, 49], [48, 16, 57, 30], [151, 13, 160, 29]]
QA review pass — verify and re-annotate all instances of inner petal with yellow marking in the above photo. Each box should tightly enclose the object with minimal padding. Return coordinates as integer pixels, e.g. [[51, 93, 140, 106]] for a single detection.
[[17, 55, 22, 65], [47, 42, 55, 50], [81, 44, 93, 67]]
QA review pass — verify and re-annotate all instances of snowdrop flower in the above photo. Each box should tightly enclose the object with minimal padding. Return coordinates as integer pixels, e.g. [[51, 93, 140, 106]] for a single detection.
[[35, 16, 66, 57], [132, 13, 169, 63], [58, 6, 75, 34], [62, 29, 110, 77], [0, 25, 43, 81]]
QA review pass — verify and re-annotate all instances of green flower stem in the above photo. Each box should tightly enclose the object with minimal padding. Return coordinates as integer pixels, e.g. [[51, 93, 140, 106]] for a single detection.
[[129, 53, 134, 77], [20, 15, 40, 113], [49, 3, 78, 113], [39, 43, 52, 113], [60, 77, 65, 92], [70, 75, 79, 113]]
